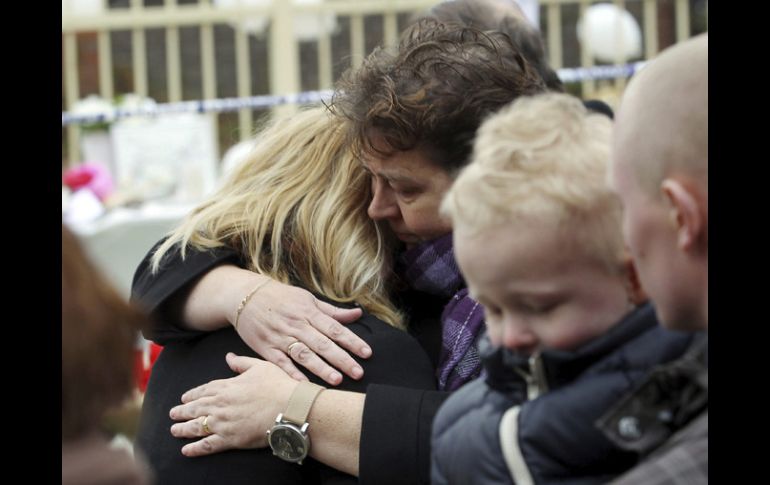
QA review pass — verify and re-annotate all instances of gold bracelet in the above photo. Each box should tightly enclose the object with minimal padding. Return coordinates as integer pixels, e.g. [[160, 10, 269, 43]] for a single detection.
[[234, 279, 271, 330]]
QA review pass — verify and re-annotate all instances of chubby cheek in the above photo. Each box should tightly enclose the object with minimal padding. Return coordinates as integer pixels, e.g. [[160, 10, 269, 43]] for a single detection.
[[543, 328, 588, 350]]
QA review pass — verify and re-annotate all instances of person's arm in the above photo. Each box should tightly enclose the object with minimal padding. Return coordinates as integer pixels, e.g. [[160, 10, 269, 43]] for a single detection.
[[167, 355, 363, 475], [359, 385, 448, 485], [131, 238, 371, 384], [169, 340, 445, 483], [131, 239, 241, 342]]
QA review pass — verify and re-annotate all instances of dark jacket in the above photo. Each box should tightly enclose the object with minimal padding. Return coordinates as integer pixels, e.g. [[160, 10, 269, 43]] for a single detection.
[[131, 242, 449, 484], [600, 336, 708, 484], [431, 303, 697, 485]]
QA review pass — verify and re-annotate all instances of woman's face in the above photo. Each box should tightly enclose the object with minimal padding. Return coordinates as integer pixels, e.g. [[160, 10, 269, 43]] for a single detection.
[[363, 147, 454, 247]]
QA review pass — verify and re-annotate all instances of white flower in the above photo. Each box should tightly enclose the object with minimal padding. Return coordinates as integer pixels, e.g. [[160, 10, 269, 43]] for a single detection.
[[117, 94, 157, 114], [71, 95, 115, 130]]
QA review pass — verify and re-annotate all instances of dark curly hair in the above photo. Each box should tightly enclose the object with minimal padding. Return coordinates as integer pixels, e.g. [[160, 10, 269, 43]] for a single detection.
[[331, 19, 547, 173], [417, 0, 564, 91]]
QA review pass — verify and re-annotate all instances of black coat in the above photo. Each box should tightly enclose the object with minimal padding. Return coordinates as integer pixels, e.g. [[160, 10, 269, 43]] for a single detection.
[[132, 242, 449, 484]]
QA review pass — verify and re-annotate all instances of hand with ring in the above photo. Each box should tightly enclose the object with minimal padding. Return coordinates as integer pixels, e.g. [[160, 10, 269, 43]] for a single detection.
[[170, 353, 297, 457], [229, 276, 371, 386]]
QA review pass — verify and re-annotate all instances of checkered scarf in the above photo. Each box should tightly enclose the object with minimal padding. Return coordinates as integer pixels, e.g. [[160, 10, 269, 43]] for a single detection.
[[398, 233, 485, 391]]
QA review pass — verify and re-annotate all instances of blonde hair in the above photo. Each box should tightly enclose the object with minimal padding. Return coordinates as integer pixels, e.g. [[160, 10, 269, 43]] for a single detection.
[[442, 92, 625, 272], [152, 107, 404, 329]]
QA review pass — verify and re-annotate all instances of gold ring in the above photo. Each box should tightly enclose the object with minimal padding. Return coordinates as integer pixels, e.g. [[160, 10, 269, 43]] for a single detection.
[[287, 341, 302, 355], [202, 415, 212, 435]]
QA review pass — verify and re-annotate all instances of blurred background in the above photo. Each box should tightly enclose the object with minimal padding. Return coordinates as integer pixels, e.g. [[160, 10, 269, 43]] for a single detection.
[[61, 0, 707, 299]]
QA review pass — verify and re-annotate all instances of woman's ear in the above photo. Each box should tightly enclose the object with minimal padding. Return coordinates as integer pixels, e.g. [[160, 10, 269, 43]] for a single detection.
[[621, 252, 647, 305]]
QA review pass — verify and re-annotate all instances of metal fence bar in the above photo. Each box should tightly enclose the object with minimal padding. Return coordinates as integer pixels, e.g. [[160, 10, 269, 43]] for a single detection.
[[675, 0, 690, 41], [199, 1, 218, 148], [317, 29, 333, 90], [235, 23, 252, 140], [383, 10, 398, 47], [130, 0, 148, 96], [578, 0, 595, 98], [350, 14, 365, 70], [64, 32, 81, 165], [612, 0, 628, 92], [62, 1, 436, 31], [643, 0, 659, 58], [546, 3, 563, 69], [199, 22, 216, 99], [97, 30, 113, 100], [165, 0, 182, 102], [269, 0, 299, 119]]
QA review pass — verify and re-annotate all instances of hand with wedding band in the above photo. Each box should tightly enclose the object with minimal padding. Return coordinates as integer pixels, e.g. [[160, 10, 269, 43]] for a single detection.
[[170, 354, 297, 457], [230, 275, 371, 386], [201, 415, 212, 435]]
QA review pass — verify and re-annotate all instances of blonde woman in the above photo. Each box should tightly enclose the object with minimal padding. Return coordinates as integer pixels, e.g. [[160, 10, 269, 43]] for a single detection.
[[134, 107, 436, 484]]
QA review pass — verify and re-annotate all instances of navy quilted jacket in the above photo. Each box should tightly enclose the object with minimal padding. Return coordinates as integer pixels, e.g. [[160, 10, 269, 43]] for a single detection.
[[431, 303, 696, 485]]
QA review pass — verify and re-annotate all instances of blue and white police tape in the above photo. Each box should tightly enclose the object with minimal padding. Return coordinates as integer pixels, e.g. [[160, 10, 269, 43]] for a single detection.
[[62, 62, 646, 126], [62, 89, 335, 126]]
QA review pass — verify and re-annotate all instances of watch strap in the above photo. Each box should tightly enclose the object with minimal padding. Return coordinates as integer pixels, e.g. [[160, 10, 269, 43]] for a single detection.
[[283, 381, 325, 425]]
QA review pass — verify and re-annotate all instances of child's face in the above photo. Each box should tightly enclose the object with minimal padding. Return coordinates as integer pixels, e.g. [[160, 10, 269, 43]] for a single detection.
[[454, 220, 632, 354]]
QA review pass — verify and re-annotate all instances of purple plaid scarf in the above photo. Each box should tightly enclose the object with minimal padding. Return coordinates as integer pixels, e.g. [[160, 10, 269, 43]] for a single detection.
[[398, 233, 485, 391]]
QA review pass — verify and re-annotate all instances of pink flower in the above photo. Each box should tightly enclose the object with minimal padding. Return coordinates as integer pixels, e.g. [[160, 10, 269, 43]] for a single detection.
[[62, 163, 115, 201]]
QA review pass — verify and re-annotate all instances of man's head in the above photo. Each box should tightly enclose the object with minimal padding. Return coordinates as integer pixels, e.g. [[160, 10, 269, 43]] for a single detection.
[[608, 34, 708, 331], [442, 93, 644, 353], [416, 0, 564, 91], [332, 19, 546, 245]]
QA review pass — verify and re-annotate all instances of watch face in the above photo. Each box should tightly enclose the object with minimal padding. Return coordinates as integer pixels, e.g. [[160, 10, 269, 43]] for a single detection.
[[268, 424, 309, 463]]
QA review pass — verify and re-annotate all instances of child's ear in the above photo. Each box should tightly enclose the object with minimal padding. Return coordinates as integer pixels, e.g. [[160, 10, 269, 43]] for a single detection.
[[621, 254, 647, 305]]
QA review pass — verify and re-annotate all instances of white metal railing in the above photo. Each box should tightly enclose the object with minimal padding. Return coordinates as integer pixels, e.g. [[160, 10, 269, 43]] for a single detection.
[[61, 0, 706, 165]]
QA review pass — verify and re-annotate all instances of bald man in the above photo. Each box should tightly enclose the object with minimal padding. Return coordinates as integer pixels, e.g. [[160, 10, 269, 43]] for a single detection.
[[600, 34, 708, 484]]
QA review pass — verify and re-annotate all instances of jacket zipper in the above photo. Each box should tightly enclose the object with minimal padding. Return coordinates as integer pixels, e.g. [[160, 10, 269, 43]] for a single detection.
[[514, 352, 549, 401]]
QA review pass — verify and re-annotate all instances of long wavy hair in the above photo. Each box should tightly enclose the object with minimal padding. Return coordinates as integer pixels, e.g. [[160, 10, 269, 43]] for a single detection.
[[152, 107, 404, 329]]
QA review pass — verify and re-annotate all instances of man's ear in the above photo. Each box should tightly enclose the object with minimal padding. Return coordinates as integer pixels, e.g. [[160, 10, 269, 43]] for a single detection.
[[661, 178, 707, 254], [621, 253, 647, 305]]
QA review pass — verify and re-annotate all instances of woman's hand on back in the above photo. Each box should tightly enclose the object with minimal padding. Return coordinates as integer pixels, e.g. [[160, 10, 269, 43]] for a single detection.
[[231, 275, 372, 386], [169, 354, 294, 455], [185, 265, 371, 385]]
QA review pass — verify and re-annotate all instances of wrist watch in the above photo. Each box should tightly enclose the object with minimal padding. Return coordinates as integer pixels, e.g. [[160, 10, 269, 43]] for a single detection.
[[267, 381, 325, 464]]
